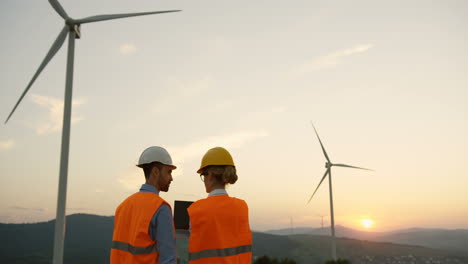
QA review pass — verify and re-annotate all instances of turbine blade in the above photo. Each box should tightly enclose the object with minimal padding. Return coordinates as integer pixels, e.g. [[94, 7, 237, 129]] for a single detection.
[[307, 169, 330, 204], [310, 122, 331, 163], [74, 10, 181, 24], [333, 163, 373, 171], [5, 26, 68, 124], [48, 0, 69, 20]]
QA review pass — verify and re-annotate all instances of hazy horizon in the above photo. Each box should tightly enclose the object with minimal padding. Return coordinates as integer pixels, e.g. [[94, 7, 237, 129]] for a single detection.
[[1, 212, 467, 234]]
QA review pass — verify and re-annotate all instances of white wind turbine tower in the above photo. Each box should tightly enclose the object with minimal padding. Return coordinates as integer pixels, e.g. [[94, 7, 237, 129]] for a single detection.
[[4, 1, 180, 263], [307, 122, 372, 261]]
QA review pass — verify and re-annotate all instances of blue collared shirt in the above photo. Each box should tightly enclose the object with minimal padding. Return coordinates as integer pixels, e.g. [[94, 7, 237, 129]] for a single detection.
[[139, 184, 176, 264], [208, 188, 228, 197]]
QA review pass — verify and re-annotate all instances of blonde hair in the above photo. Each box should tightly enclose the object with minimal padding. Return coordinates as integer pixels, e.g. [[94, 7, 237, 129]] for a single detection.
[[206, 165, 238, 185]]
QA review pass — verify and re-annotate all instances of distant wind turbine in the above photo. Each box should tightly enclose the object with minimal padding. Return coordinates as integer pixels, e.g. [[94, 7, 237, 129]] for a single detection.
[[4, 1, 180, 263], [307, 122, 372, 261], [290, 216, 294, 235], [317, 214, 327, 230]]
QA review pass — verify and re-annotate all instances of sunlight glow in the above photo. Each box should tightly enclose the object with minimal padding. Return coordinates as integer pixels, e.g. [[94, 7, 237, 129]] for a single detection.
[[361, 219, 374, 229]]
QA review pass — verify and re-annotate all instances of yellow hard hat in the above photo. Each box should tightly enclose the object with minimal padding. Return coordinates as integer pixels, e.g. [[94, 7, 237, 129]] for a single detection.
[[197, 147, 235, 173]]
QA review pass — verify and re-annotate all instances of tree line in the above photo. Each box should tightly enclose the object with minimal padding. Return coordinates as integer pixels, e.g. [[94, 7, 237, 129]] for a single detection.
[[254, 255, 351, 264]]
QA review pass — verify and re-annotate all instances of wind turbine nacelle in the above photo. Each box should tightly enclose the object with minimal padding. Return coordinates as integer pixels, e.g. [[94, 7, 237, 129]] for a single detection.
[[73, 24, 81, 39], [326, 162, 332, 169]]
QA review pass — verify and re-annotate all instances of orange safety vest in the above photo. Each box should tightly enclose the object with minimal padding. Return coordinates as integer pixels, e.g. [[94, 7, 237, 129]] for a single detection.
[[188, 195, 252, 264], [110, 192, 170, 264]]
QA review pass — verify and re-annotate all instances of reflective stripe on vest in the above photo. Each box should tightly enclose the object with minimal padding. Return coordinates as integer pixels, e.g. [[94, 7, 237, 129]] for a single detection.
[[188, 244, 252, 261], [112, 241, 158, 255]]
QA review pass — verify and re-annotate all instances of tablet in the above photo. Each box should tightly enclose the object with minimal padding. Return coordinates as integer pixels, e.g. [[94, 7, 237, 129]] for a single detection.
[[174, 200, 193, 230]]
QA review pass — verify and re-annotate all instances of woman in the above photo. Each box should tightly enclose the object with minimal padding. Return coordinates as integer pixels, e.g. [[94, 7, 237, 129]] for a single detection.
[[188, 147, 252, 264]]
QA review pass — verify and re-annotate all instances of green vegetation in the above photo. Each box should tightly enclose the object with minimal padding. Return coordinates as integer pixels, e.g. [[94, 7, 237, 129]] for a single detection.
[[323, 259, 351, 264], [254, 255, 297, 264]]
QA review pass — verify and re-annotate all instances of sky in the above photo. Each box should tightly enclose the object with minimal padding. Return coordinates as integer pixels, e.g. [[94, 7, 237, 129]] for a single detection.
[[0, 0, 467, 232]]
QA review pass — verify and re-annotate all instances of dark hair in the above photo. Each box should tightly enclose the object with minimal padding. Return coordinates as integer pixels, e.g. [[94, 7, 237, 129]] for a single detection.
[[138, 162, 163, 179]]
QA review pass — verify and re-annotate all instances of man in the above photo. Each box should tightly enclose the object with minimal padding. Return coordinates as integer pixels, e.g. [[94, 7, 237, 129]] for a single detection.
[[111, 146, 177, 264]]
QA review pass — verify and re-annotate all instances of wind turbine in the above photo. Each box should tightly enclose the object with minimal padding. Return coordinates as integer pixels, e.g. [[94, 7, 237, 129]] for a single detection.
[[290, 216, 294, 235], [4, 1, 180, 263], [307, 122, 372, 260], [316, 214, 327, 230]]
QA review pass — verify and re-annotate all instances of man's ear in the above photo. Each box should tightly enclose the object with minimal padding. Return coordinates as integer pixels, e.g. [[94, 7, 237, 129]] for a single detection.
[[150, 166, 160, 180]]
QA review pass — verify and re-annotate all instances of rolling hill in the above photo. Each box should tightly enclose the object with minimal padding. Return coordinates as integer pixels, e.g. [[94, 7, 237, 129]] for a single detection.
[[265, 225, 468, 252], [1, 214, 467, 264]]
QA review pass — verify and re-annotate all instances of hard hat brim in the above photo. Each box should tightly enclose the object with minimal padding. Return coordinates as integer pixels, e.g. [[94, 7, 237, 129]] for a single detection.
[[137, 162, 177, 170]]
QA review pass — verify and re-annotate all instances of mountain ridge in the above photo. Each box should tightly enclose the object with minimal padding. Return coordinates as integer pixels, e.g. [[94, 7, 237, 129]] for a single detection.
[[1, 214, 467, 264], [264, 225, 468, 252]]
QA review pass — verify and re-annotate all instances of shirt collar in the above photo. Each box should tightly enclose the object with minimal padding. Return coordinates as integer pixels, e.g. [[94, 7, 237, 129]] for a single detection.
[[208, 189, 228, 197], [140, 184, 160, 195]]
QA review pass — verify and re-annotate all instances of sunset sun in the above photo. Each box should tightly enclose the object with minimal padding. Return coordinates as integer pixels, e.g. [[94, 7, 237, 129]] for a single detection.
[[361, 219, 374, 229]]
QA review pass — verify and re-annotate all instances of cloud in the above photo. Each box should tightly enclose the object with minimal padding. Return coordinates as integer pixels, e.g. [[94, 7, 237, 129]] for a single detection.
[[118, 169, 143, 191], [168, 130, 269, 177], [116, 130, 268, 189], [0, 139, 15, 150], [30, 94, 86, 135], [152, 76, 215, 115], [177, 76, 214, 97], [119, 44, 137, 55], [67, 207, 90, 211], [171, 130, 268, 161], [9, 206, 46, 212], [299, 44, 373, 73]]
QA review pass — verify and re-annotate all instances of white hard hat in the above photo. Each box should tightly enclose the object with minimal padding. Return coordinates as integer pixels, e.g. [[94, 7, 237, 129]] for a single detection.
[[137, 146, 176, 169]]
